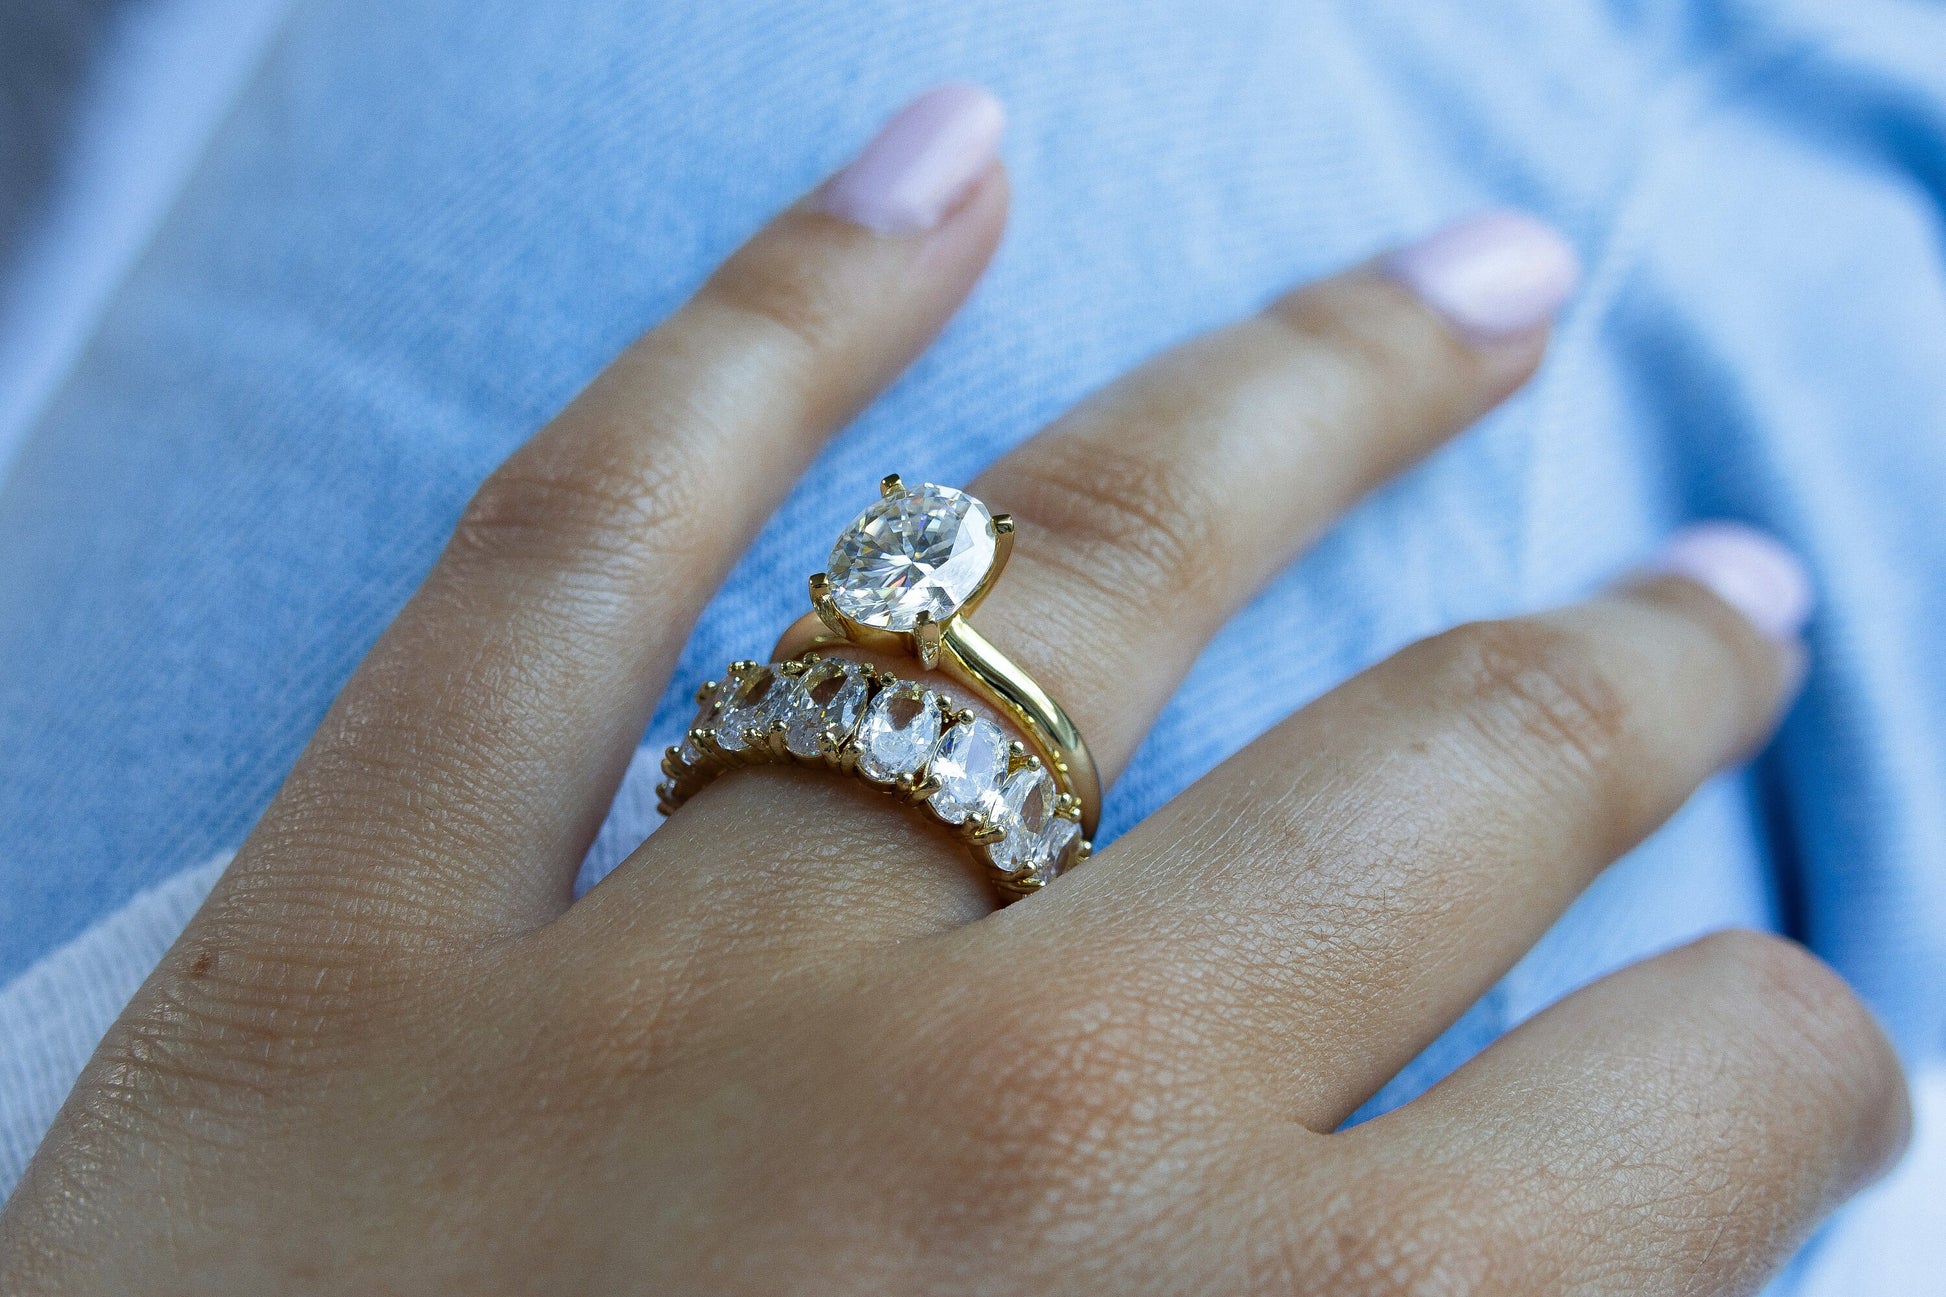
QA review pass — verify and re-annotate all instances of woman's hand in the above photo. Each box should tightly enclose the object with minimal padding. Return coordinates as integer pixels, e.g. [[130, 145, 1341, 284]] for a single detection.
[[0, 86, 1907, 1295]]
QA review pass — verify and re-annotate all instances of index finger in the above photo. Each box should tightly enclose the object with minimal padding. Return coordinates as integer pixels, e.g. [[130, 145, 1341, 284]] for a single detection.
[[219, 85, 1010, 935]]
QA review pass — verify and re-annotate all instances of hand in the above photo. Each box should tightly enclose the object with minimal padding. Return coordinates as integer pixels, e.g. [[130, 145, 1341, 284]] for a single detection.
[[0, 86, 1907, 1296]]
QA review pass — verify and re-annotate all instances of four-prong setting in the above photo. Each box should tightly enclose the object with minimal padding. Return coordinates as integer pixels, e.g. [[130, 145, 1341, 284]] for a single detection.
[[814, 479, 1011, 661], [775, 474, 1102, 849]]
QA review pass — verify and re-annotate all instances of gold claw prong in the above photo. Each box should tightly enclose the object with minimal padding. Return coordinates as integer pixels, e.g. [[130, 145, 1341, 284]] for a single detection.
[[913, 611, 943, 669], [809, 572, 847, 637], [695, 680, 718, 705], [880, 473, 906, 497]]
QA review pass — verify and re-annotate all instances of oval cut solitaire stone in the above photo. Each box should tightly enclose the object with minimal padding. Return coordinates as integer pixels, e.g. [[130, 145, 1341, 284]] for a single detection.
[[826, 483, 997, 631], [927, 718, 1010, 824], [856, 682, 942, 783], [988, 765, 1055, 875], [785, 660, 869, 758], [713, 667, 781, 753]]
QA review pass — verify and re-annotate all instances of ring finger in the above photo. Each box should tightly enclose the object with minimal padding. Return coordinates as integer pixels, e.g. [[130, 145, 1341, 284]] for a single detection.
[[599, 211, 1583, 946]]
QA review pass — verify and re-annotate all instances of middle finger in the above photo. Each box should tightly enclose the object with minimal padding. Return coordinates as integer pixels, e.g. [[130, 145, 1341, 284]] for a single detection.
[[599, 212, 1581, 948]]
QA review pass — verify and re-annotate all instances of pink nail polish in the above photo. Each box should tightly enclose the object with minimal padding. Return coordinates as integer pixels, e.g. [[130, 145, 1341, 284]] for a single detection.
[[1651, 522, 1815, 643], [1385, 210, 1581, 341], [814, 83, 1005, 234]]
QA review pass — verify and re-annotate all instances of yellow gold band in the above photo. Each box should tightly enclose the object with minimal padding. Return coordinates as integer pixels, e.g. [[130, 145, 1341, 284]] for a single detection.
[[776, 612, 1101, 838], [657, 654, 1090, 899]]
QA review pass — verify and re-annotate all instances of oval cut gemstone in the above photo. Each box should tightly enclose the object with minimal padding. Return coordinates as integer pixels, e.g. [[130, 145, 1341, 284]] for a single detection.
[[1034, 818, 1081, 883], [927, 718, 1010, 824], [785, 659, 868, 758], [826, 483, 997, 631], [856, 682, 943, 783], [713, 667, 781, 752], [988, 765, 1055, 875]]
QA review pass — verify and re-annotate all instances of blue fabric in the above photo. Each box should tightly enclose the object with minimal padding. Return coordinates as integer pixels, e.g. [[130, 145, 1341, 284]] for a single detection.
[[2, 0, 1944, 1284]]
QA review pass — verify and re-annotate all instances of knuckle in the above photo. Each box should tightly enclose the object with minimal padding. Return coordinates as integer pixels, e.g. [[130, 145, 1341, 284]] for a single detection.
[[703, 231, 858, 362], [1689, 930, 1886, 1069], [452, 439, 709, 579], [81, 940, 380, 1115], [1266, 1172, 1488, 1297], [1431, 617, 1636, 798], [1003, 435, 1225, 617], [907, 986, 1196, 1218]]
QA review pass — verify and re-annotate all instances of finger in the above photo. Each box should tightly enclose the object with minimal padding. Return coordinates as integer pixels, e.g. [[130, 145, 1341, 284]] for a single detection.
[[593, 211, 1582, 950], [1026, 525, 1814, 1128], [971, 211, 1580, 778], [1309, 932, 1910, 1295], [221, 86, 1009, 935]]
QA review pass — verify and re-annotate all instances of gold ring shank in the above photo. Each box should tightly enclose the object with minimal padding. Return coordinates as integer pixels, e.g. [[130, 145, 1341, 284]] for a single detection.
[[776, 612, 1101, 838]]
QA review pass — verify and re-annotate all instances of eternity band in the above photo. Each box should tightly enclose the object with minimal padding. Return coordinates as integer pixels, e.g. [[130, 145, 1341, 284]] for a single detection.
[[656, 654, 1090, 897]]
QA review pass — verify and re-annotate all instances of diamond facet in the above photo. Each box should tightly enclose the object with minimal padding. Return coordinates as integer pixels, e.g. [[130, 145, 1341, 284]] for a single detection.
[[785, 659, 869, 758], [928, 718, 1010, 824], [826, 483, 997, 631], [856, 681, 943, 783]]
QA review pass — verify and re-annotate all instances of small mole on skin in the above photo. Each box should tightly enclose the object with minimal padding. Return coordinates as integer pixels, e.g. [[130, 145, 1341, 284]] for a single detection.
[[188, 949, 216, 978]]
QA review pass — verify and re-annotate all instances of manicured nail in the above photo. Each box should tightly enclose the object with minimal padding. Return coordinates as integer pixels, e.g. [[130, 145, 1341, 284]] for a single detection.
[[1385, 210, 1581, 341], [814, 83, 1005, 234], [1651, 522, 1815, 643]]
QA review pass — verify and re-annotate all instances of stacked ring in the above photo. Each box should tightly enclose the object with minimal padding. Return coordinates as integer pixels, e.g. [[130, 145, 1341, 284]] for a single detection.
[[656, 476, 1100, 900], [656, 654, 1088, 896]]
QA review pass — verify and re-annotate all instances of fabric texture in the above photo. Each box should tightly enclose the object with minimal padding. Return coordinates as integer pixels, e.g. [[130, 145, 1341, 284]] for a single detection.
[[2, 0, 1944, 1287]]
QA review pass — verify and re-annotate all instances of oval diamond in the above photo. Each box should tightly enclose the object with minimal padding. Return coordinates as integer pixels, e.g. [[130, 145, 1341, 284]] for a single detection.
[[856, 681, 943, 783], [928, 718, 1010, 825], [826, 483, 997, 631], [784, 659, 868, 758], [1034, 817, 1081, 883], [713, 667, 782, 752], [988, 764, 1055, 875]]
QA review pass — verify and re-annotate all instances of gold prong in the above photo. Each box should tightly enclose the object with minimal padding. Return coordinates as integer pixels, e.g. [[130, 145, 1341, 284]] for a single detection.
[[880, 473, 906, 497], [809, 572, 847, 637], [952, 707, 976, 726], [913, 611, 943, 670], [695, 680, 717, 705]]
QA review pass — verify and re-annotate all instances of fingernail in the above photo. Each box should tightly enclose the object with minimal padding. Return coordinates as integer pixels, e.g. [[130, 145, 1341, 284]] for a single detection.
[[1385, 210, 1581, 341], [1650, 522, 1815, 643], [814, 83, 1005, 234]]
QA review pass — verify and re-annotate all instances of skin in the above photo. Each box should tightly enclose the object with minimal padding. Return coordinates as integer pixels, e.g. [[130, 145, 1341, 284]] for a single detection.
[[0, 162, 1911, 1296]]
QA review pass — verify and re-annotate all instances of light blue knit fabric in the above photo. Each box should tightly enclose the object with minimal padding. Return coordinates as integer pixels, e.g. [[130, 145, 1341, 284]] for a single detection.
[[2, 1, 1944, 1286]]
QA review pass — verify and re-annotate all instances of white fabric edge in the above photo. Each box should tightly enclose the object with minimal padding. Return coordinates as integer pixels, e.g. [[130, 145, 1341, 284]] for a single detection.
[[0, 851, 228, 1194]]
